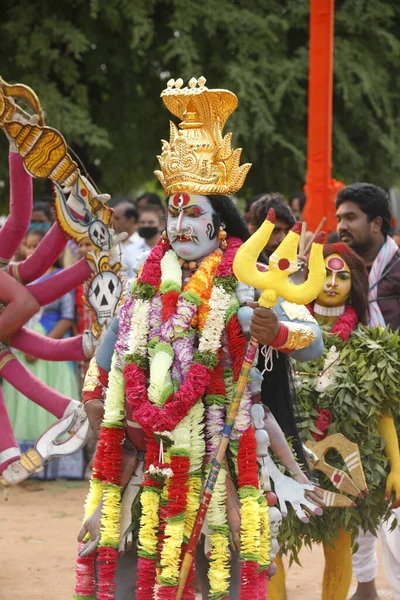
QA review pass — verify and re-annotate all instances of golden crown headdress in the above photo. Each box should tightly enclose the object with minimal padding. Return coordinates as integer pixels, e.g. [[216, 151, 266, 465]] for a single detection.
[[155, 76, 251, 196]]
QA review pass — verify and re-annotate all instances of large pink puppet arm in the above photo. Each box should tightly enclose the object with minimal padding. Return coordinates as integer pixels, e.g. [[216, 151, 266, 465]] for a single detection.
[[9, 223, 69, 284], [0, 346, 73, 418], [27, 258, 92, 306], [0, 344, 76, 475], [0, 386, 20, 472], [0, 152, 32, 263], [0, 270, 40, 339], [9, 327, 88, 361]]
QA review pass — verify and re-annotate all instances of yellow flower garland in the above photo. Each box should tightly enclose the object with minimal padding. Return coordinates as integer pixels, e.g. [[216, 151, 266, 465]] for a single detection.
[[240, 495, 261, 560], [259, 495, 271, 570], [138, 488, 160, 557], [207, 466, 230, 597], [100, 485, 123, 547]]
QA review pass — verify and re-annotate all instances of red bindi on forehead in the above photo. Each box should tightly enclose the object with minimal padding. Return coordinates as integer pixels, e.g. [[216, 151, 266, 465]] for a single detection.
[[172, 193, 190, 208], [327, 256, 345, 271]]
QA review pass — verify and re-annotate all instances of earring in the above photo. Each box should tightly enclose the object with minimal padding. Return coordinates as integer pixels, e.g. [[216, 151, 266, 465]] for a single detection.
[[218, 225, 227, 240], [161, 230, 168, 244]]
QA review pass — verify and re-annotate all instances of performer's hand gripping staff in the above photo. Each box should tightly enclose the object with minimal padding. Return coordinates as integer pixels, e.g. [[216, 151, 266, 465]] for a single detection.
[[176, 208, 325, 598]]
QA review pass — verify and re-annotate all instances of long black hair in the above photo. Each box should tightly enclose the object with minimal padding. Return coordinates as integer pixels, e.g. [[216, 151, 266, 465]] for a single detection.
[[207, 195, 250, 242], [259, 351, 309, 471]]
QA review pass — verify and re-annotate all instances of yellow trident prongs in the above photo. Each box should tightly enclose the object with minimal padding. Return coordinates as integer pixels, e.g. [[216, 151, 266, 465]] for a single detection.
[[233, 208, 326, 308]]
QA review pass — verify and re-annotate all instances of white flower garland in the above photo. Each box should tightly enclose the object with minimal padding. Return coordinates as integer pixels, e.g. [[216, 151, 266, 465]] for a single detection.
[[128, 298, 151, 356], [161, 249, 182, 287], [103, 352, 125, 425], [198, 285, 231, 354]]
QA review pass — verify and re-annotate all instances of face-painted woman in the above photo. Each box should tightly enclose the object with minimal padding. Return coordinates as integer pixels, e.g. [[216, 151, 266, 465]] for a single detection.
[[316, 253, 352, 309]]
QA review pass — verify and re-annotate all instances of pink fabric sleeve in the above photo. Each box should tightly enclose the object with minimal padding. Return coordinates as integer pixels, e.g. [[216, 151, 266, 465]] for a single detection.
[[10, 328, 86, 361], [0, 153, 32, 261], [10, 224, 69, 284], [0, 356, 71, 419], [27, 259, 92, 306]]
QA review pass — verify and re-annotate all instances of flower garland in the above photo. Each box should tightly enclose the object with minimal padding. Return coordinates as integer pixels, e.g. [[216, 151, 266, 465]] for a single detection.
[[237, 425, 262, 600], [74, 351, 126, 600]]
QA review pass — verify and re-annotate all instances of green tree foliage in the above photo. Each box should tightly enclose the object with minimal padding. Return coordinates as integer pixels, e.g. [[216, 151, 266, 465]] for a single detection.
[[0, 0, 399, 209]]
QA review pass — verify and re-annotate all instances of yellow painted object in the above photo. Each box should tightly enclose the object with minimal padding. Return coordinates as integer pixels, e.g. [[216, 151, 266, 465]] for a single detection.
[[233, 211, 325, 308], [378, 414, 400, 507], [267, 554, 287, 600], [322, 529, 352, 600]]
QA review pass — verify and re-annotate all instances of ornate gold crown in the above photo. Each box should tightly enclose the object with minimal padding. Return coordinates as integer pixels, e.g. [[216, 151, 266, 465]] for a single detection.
[[154, 76, 251, 196]]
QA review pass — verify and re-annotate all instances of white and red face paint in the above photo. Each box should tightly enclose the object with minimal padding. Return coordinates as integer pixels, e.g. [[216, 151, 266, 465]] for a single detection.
[[167, 194, 219, 261]]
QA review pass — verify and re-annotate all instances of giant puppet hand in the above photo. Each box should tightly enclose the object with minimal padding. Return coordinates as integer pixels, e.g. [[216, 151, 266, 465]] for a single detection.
[[378, 415, 400, 509], [385, 469, 400, 509], [265, 454, 323, 522]]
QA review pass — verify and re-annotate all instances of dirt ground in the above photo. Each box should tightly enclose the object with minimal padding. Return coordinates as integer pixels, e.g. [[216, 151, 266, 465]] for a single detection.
[[0, 480, 394, 600]]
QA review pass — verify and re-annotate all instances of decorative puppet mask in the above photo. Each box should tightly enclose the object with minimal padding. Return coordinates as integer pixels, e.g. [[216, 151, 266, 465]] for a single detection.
[[87, 270, 122, 329]]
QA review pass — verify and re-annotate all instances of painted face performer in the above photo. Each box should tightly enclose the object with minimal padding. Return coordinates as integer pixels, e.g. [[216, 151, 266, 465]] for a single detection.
[[75, 77, 325, 600], [272, 243, 400, 600]]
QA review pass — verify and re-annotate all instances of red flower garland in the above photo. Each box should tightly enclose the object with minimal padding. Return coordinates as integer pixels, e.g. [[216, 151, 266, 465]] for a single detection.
[[237, 426, 260, 600], [227, 314, 248, 381], [100, 427, 125, 484], [162, 290, 180, 321], [166, 454, 190, 517], [308, 304, 358, 341], [74, 548, 96, 598], [206, 349, 226, 396], [217, 236, 242, 277], [157, 453, 191, 598], [137, 238, 170, 286], [124, 362, 210, 434], [97, 546, 118, 600], [239, 561, 259, 600], [136, 557, 157, 600], [330, 305, 358, 341], [136, 434, 161, 600], [237, 426, 259, 489]]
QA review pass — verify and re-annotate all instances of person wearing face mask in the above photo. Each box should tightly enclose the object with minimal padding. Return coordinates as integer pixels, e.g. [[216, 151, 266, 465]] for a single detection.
[[29, 200, 54, 231], [122, 206, 165, 278]]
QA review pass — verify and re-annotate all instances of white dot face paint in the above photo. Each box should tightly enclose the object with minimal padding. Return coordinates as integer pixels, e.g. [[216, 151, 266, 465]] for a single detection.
[[167, 193, 220, 260]]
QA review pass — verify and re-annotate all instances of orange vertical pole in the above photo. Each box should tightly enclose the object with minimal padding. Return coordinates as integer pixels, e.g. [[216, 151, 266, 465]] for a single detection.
[[303, 0, 343, 235]]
